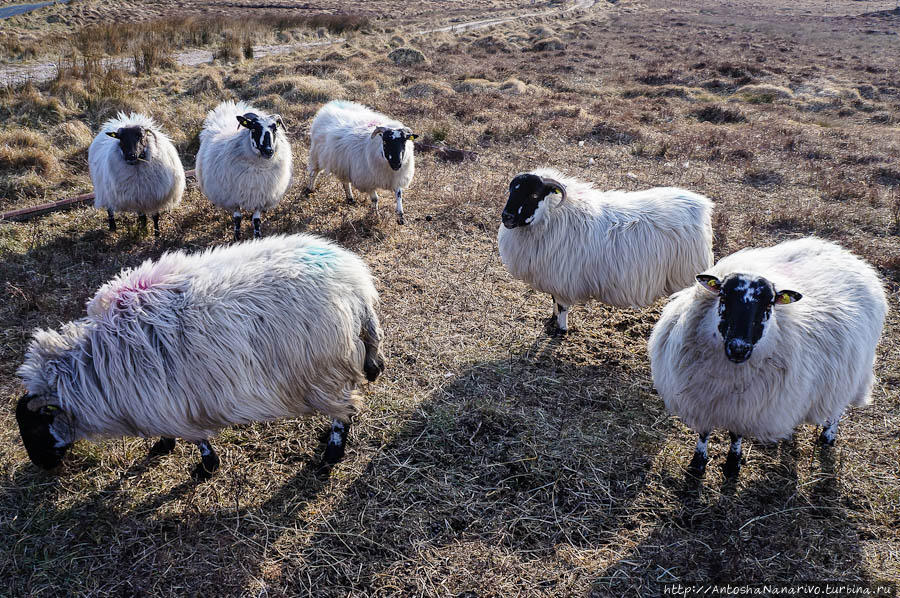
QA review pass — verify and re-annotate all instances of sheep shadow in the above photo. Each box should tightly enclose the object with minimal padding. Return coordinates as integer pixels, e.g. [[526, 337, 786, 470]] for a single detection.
[[590, 432, 875, 595], [0, 334, 670, 596]]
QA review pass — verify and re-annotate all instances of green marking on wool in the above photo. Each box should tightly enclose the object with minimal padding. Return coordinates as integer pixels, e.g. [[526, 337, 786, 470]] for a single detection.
[[298, 246, 337, 269]]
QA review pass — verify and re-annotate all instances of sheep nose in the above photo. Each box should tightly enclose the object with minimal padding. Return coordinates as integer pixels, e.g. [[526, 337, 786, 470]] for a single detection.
[[501, 212, 517, 229], [724, 339, 752, 363], [260, 147, 274, 158]]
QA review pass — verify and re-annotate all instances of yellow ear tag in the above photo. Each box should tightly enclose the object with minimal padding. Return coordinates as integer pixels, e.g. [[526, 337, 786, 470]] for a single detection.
[[776, 292, 792, 304], [708, 280, 717, 288]]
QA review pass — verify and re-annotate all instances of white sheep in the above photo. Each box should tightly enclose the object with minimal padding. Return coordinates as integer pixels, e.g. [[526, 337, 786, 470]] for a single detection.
[[88, 112, 185, 236], [195, 100, 293, 240], [15, 234, 384, 479], [305, 100, 417, 224], [497, 168, 714, 332], [648, 237, 888, 477]]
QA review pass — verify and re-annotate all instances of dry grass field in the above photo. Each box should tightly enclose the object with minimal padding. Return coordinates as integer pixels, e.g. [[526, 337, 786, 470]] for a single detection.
[[1, 0, 899, 595]]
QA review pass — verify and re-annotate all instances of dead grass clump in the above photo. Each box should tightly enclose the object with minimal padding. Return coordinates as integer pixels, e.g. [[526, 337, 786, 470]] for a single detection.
[[189, 71, 225, 96], [532, 37, 564, 52], [0, 129, 48, 149], [264, 75, 343, 104], [48, 75, 90, 107], [454, 78, 499, 94], [692, 104, 747, 124], [50, 121, 94, 151], [469, 35, 513, 54], [589, 121, 640, 144], [0, 145, 62, 180], [0, 84, 67, 126], [216, 34, 245, 62], [133, 36, 176, 75], [388, 47, 427, 66], [734, 84, 794, 104], [404, 80, 455, 98], [498, 78, 527, 95]]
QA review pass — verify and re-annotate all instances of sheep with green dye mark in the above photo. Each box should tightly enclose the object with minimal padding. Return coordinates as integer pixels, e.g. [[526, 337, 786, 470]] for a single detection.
[[16, 234, 384, 480]]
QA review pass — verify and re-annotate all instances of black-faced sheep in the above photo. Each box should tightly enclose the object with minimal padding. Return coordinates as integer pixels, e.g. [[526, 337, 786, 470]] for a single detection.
[[305, 100, 417, 225], [195, 100, 294, 241], [16, 234, 384, 479], [88, 112, 185, 236], [498, 168, 714, 332], [648, 237, 888, 477]]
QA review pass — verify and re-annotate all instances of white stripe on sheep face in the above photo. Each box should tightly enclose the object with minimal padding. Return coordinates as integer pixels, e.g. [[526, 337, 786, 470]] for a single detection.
[[236, 112, 285, 159]]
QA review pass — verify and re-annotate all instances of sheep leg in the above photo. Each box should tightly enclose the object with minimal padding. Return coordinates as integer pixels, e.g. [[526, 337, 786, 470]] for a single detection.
[[191, 439, 220, 480], [138, 213, 148, 232], [395, 189, 405, 225], [107, 209, 116, 232], [152, 213, 160, 237], [688, 432, 710, 476], [252, 209, 262, 239], [148, 437, 176, 458], [343, 181, 355, 204], [723, 432, 743, 478], [304, 170, 318, 195], [233, 211, 242, 241], [369, 190, 379, 213], [818, 413, 842, 446], [323, 418, 349, 464], [362, 317, 385, 382]]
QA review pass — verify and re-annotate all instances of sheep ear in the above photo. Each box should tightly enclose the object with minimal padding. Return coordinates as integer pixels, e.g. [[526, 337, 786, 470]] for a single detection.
[[538, 176, 567, 204], [696, 274, 721, 293], [236, 115, 253, 130], [274, 115, 285, 129], [408, 133, 418, 140], [371, 126, 389, 139], [773, 289, 802, 305], [106, 131, 119, 139]]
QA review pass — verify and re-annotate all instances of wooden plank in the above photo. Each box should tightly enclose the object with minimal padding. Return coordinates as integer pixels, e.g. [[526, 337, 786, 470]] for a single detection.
[[1, 169, 196, 223]]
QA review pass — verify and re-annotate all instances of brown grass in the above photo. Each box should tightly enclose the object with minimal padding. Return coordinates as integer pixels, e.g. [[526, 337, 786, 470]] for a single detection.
[[1, 0, 899, 595]]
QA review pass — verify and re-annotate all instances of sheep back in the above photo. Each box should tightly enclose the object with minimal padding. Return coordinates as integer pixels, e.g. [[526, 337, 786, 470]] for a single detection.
[[195, 100, 294, 212], [308, 100, 414, 193], [88, 112, 185, 214], [17, 234, 380, 442], [497, 168, 713, 307], [648, 237, 888, 441]]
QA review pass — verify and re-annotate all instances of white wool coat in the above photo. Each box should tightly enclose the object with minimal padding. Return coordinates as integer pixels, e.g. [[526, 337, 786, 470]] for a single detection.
[[497, 168, 714, 307], [648, 237, 888, 441], [308, 100, 414, 193], [89, 112, 185, 214], [195, 100, 294, 212], [17, 234, 382, 443]]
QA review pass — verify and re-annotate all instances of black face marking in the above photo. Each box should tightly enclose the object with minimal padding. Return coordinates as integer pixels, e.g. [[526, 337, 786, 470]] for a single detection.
[[238, 113, 277, 159], [15, 395, 71, 470], [381, 129, 410, 171], [714, 274, 777, 363], [111, 126, 147, 165], [501, 173, 552, 229]]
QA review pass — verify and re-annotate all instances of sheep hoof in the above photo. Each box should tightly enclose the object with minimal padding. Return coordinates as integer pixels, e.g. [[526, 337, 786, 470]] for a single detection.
[[323, 441, 345, 464], [148, 437, 176, 458], [687, 452, 708, 477], [302, 187, 313, 197], [817, 430, 836, 447], [396, 214, 405, 225], [545, 317, 568, 335], [191, 453, 220, 481], [346, 196, 355, 205], [364, 355, 385, 382], [723, 451, 742, 478]]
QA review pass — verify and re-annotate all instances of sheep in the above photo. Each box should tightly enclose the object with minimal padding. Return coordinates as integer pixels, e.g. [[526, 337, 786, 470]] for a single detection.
[[648, 237, 888, 478], [15, 234, 385, 480], [88, 112, 185, 236], [195, 100, 293, 241], [497, 168, 714, 332], [305, 100, 417, 225]]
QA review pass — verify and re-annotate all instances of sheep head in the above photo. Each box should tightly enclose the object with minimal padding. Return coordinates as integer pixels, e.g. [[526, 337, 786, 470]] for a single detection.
[[106, 126, 151, 165], [15, 394, 73, 470], [501, 172, 566, 229], [371, 126, 417, 171], [237, 112, 284, 159], [696, 273, 802, 364]]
